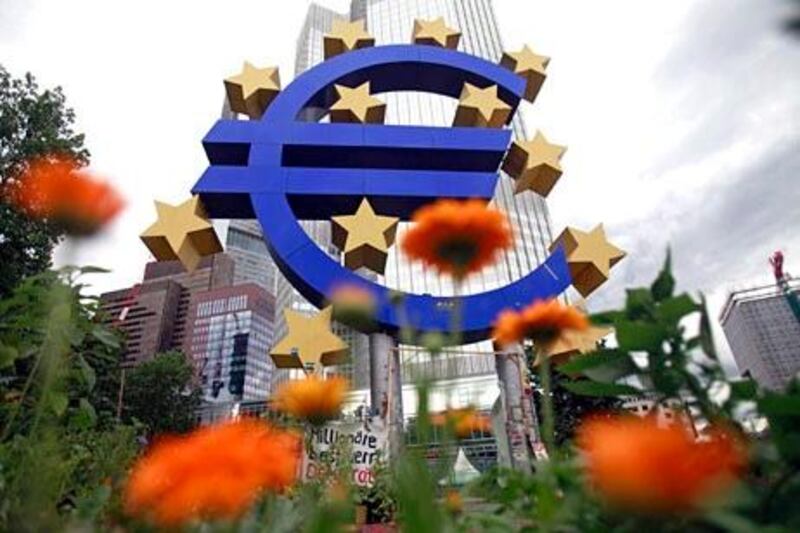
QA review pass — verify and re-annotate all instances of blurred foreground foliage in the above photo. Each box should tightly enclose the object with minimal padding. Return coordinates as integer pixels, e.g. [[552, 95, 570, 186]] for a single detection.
[[1, 254, 800, 531], [0, 268, 140, 531]]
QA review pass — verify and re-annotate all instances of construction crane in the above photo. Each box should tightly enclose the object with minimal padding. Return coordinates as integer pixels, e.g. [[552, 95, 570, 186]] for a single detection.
[[769, 251, 800, 323]]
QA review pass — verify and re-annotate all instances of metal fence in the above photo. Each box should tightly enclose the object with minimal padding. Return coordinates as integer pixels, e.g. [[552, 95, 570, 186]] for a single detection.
[[398, 348, 496, 383]]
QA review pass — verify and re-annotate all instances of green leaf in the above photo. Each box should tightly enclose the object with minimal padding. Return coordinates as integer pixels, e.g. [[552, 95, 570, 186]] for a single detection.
[[729, 379, 758, 401], [562, 380, 641, 397], [651, 367, 685, 396], [615, 321, 666, 352], [69, 398, 98, 430], [0, 344, 18, 368], [49, 391, 69, 416], [78, 265, 110, 274], [657, 293, 698, 323], [759, 394, 800, 417], [91, 326, 120, 349], [624, 288, 654, 319], [706, 510, 762, 533], [75, 485, 111, 522], [558, 349, 638, 383], [589, 310, 625, 325], [650, 249, 675, 302], [76, 354, 96, 392], [698, 294, 718, 359]]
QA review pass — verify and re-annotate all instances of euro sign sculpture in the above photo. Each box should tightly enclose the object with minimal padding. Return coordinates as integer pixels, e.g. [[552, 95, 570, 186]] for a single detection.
[[192, 45, 572, 343]]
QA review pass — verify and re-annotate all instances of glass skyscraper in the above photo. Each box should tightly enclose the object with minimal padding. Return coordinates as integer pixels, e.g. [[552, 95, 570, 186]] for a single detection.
[[186, 284, 275, 402], [223, 219, 276, 294], [352, 0, 555, 300], [269, 0, 557, 416], [268, 3, 373, 391]]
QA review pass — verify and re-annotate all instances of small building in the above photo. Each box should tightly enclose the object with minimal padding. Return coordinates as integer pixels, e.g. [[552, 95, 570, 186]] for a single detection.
[[720, 278, 800, 390]]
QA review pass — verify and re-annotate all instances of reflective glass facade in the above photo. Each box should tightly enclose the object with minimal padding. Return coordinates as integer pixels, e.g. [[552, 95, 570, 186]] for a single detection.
[[272, 1, 556, 398], [187, 284, 275, 402], [351, 0, 555, 300], [348, 0, 555, 378], [225, 220, 276, 294]]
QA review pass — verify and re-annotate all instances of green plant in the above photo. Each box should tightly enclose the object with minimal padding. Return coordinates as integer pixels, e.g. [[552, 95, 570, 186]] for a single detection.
[[122, 351, 202, 436], [0, 268, 138, 531], [0, 65, 90, 296]]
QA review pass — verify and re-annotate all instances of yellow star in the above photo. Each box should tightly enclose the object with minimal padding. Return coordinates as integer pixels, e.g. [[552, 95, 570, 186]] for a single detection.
[[329, 82, 386, 124], [324, 19, 375, 59], [412, 17, 461, 49], [270, 307, 349, 369], [224, 62, 281, 119], [140, 196, 222, 273], [452, 83, 512, 128], [331, 198, 399, 274], [500, 45, 550, 102], [538, 326, 613, 367], [502, 131, 567, 197], [549, 225, 626, 298]]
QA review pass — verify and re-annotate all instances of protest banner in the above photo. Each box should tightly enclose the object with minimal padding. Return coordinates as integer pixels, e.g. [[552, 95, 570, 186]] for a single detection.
[[303, 417, 388, 487]]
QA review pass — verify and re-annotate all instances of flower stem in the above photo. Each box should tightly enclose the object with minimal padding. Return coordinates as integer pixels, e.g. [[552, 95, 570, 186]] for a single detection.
[[449, 279, 462, 346], [537, 348, 556, 457]]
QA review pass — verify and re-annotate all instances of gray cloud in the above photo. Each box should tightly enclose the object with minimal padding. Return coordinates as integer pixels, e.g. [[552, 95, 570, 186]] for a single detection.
[[645, 0, 800, 177], [588, 0, 800, 314], [599, 139, 800, 308]]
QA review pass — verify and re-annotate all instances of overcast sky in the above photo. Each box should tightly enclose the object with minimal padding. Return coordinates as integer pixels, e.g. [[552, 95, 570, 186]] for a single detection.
[[1, 0, 798, 372]]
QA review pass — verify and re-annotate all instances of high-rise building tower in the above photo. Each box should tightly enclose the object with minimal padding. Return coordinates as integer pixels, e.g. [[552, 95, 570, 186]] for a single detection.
[[267, 3, 373, 391], [352, 0, 555, 299], [247, 1, 557, 419], [346, 0, 555, 417], [222, 220, 276, 294], [99, 254, 235, 367], [720, 278, 800, 390], [99, 254, 277, 403], [185, 283, 276, 402]]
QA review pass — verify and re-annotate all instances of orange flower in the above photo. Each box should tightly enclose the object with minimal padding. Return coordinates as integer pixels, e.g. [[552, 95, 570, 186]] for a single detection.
[[401, 199, 512, 279], [271, 375, 348, 425], [577, 416, 746, 514], [493, 298, 589, 349], [5, 156, 124, 235], [124, 420, 300, 527], [444, 489, 463, 514], [431, 407, 492, 438], [329, 283, 376, 329]]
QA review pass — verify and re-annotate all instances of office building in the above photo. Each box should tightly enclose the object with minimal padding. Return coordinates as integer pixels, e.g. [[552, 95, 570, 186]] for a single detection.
[[99, 254, 234, 367], [281, 0, 556, 384], [263, 3, 373, 390], [223, 220, 276, 294], [100, 253, 278, 401], [720, 278, 800, 390], [240, 0, 557, 470], [343, 0, 555, 418], [185, 283, 276, 402]]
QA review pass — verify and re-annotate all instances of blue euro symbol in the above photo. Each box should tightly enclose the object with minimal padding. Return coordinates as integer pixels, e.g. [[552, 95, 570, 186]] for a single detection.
[[193, 45, 571, 343]]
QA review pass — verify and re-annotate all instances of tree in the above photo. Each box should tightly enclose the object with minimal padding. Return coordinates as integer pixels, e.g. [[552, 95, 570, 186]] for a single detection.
[[122, 351, 202, 436], [0, 65, 90, 296], [530, 367, 622, 447]]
